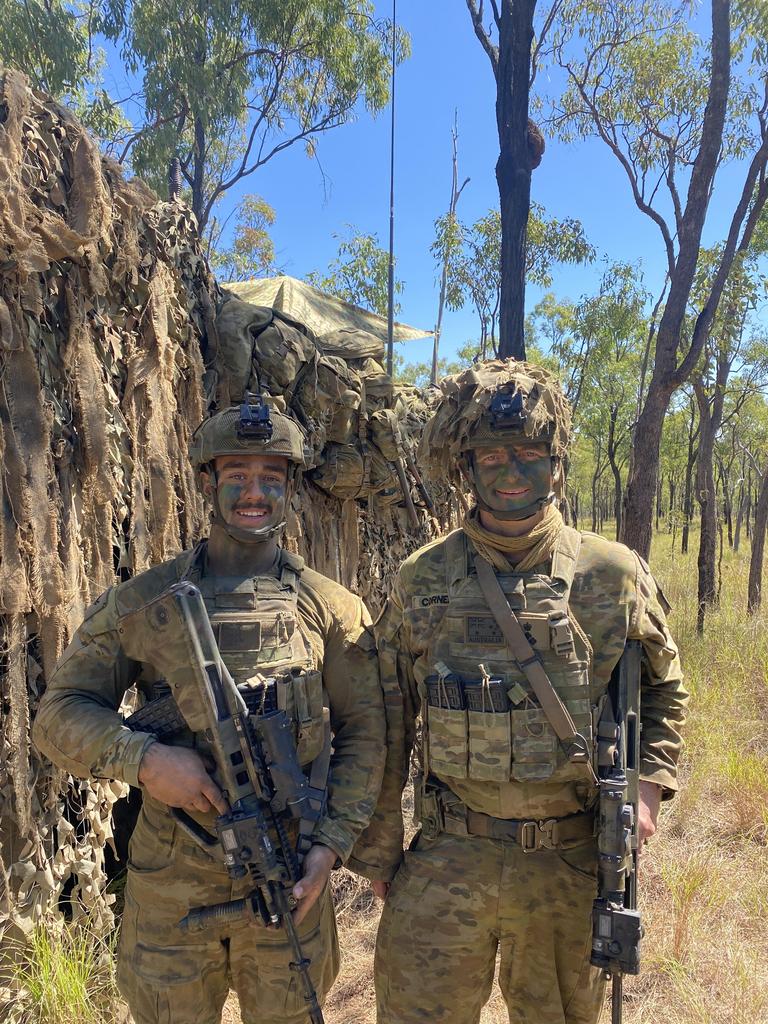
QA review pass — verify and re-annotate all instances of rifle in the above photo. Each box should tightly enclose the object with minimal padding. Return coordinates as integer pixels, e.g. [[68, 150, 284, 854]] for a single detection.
[[591, 640, 643, 1024], [129, 581, 327, 1024]]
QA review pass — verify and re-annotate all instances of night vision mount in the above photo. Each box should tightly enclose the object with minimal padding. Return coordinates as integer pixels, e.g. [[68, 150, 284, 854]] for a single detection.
[[489, 389, 528, 431], [237, 392, 273, 442]]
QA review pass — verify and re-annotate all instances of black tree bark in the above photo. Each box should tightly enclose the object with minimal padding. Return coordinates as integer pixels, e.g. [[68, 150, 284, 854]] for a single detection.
[[467, 1, 539, 360], [748, 462, 768, 614]]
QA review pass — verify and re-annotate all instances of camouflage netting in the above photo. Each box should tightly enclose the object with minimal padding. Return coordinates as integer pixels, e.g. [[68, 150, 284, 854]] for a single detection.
[[420, 360, 573, 490], [211, 294, 453, 605], [0, 68, 220, 939], [0, 71, 454, 941]]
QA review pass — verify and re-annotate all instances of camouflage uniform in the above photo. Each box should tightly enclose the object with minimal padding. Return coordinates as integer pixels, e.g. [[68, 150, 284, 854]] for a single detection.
[[33, 405, 385, 1024], [348, 363, 688, 1024]]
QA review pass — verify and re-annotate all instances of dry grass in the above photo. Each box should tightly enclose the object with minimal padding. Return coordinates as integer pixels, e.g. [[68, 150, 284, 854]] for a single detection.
[[14, 530, 768, 1024], [321, 530, 768, 1024]]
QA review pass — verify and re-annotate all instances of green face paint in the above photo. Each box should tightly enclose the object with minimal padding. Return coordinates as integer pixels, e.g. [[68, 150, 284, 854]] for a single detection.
[[214, 455, 288, 536], [472, 443, 553, 515]]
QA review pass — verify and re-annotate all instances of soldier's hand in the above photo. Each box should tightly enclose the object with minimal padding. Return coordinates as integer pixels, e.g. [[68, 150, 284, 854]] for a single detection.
[[292, 844, 337, 926], [371, 880, 390, 901], [638, 779, 662, 848], [137, 743, 229, 816]]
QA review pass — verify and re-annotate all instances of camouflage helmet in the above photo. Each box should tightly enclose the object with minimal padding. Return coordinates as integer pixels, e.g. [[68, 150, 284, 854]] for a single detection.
[[420, 359, 571, 489], [189, 397, 307, 473]]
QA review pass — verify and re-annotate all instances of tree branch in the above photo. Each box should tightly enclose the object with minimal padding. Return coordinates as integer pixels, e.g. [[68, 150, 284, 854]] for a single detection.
[[466, 0, 499, 77]]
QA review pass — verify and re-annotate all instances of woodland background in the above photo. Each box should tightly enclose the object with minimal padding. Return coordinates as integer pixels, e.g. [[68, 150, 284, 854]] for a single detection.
[[1, 2, 768, 1023]]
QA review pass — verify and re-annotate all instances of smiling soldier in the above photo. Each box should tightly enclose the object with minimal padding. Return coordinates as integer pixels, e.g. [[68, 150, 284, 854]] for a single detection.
[[348, 360, 688, 1024], [33, 397, 385, 1024]]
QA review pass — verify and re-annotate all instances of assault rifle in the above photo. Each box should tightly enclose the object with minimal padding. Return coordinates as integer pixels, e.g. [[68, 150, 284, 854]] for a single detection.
[[128, 581, 327, 1024], [591, 640, 643, 1024]]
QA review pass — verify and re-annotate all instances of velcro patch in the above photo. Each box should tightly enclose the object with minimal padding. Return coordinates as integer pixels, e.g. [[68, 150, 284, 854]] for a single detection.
[[465, 615, 504, 645], [217, 621, 262, 652], [412, 594, 450, 609]]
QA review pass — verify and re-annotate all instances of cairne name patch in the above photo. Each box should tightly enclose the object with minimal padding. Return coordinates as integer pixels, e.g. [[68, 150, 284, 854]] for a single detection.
[[412, 594, 450, 609]]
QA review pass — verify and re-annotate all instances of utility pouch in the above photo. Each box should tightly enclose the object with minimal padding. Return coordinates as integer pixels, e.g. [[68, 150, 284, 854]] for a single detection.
[[511, 707, 558, 781], [276, 668, 325, 766], [468, 708, 511, 782], [426, 673, 465, 710], [463, 677, 509, 713], [424, 670, 467, 779], [413, 779, 444, 839]]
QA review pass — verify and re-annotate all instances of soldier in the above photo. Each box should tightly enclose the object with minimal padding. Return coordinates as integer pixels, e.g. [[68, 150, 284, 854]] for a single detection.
[[33, 398, 385, 1024], [347, 360, 688, 1024]]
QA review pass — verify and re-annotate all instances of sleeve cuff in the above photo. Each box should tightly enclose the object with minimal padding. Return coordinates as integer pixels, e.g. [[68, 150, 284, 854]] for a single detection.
[[117, 732, 157, 788], [345, 855, 402, 883], [312, 818, 356, 864], [640, 762, 679, 799]]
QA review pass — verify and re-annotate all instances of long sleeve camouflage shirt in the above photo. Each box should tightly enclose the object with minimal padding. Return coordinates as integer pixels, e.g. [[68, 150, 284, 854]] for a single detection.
[[348, 528, 688, 881], [33, 544, 385, 864]]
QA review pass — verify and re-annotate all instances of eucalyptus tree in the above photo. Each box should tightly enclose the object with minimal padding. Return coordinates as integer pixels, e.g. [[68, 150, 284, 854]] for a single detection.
[[433, 202, 593, 360], [543, 0, 768, 557], [307, 227, 403, 318], [102, 1, 406, 234], [465, 1, 564, 358], [1, 2, 406, 244], [0, 0, 125, 136]]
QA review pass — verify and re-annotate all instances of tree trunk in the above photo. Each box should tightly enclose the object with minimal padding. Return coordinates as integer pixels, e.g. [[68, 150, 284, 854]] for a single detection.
[[607, 406, 622, 540], [192, 115, 207, 231], [734, 470, 746, 552], [748, 464, 768, 614], [718, 458, 733, 547], [655, 474, 662, 534], [622, 378, 670, 556], [695, 415, 717, 633], [494, 1, 536, 360], [433, 119, 468, 384], [681, 397, 698, 556], [694, 359, 728, 634], [621, 1, 732, 556], [591, 466, 600, 532]]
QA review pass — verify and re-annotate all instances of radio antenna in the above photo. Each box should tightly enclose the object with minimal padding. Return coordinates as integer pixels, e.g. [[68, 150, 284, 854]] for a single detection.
[[386, 0, 397, 379]]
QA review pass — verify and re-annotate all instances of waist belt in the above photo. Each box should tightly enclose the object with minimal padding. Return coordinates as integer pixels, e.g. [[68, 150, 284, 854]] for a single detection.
[[437, 793, 595, 851]]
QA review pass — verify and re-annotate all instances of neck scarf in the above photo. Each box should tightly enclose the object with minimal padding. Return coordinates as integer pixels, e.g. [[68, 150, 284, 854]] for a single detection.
[[462, 502, 564, 573]]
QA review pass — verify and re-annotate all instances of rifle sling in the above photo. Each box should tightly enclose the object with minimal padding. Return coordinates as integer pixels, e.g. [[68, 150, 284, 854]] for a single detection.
[[473, 554, 594, 773], [297, 706, 332, 862]]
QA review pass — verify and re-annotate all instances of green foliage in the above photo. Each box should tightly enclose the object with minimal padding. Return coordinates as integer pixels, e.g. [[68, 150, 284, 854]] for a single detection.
[[0, 1, 127, 138], [208, 194, 276, 283], [431, 201, 595, 357], [307, 227, 402, 317], [546, 1, 755, 164], [4, 924, 119, 1024], [101, 0, 408, 230], [1, 1, 408, 222]]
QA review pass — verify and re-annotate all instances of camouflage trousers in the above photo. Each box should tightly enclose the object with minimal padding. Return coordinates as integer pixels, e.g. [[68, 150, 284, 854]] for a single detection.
[[375, 830, 605, 1024], [117, 808, 339, 1024]]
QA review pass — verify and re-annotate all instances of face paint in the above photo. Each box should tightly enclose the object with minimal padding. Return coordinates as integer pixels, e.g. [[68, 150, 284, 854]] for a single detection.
[[472, 443, 553, 514], [213, 455, 288, 536]]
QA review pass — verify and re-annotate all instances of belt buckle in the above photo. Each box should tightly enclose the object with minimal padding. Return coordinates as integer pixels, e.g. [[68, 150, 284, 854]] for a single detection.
[[520, 819, 559, 852], [520, 821, 539, 852]]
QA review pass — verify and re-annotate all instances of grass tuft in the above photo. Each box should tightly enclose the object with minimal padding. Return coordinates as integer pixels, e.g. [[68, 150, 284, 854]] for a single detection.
[[2, 924, 120, 1024]]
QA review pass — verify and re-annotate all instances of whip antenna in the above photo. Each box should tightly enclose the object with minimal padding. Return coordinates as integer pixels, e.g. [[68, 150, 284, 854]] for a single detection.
[[386, 0, 397, 378]]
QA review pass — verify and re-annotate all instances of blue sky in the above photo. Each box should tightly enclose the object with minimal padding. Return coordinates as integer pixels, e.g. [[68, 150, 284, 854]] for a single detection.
[[102, 2, 749, 368]]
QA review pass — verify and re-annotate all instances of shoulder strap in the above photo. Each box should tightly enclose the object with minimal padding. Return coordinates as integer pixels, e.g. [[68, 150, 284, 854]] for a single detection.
[[177, 542, 206, 583], [443, 529, 469, 592], [550, 526, 582, 599], [278, 548, 304, 592], [473, 553, 596, 779]]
